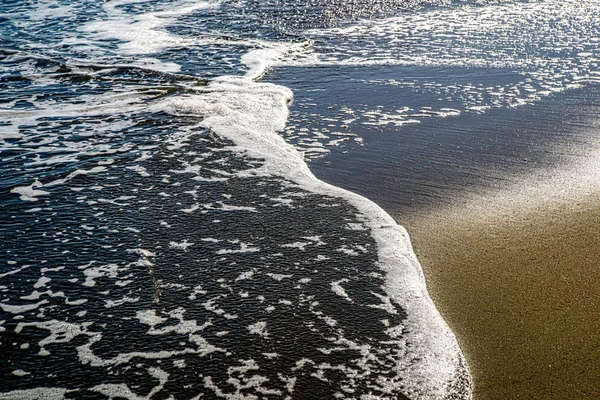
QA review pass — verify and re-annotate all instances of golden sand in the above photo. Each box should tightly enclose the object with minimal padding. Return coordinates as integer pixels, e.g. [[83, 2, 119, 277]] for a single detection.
[[403, 196, 600, 399]]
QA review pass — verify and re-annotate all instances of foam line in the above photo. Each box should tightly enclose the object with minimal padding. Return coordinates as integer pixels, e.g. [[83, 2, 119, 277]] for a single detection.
[[241, 41, 313, 80], [0, 388, 71, 400], [5, 0, 471, 396], [287, 0, 600, 117], [165, 48, 471, 400], [79, 0, 222, 72]]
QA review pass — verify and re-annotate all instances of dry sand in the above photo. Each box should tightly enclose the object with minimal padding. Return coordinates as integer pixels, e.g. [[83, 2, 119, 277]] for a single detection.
[[403, 194, 600, 400]]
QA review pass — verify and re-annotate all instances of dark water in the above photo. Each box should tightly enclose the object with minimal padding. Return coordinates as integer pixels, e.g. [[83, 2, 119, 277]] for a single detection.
[[2, 129, 412, 399], [2, 0, 599, 399], [269, 65, 600, 214]]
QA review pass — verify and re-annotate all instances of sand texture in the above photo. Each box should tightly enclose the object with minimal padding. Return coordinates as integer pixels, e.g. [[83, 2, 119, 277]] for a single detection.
[[404, 195, 600, 399]]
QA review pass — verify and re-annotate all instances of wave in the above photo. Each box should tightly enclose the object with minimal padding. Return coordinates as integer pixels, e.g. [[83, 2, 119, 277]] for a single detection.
[[156, 3, 472, 399], [166, 72, 472, 397], [0, 0, 483, 398], [288, 0, 600, 110]]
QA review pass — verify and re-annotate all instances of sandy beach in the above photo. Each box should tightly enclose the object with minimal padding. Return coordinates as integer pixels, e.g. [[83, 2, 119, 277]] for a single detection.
[[403, 194, 600, 399], [267, 15, 600, 397], [299, 79, 600, 398]]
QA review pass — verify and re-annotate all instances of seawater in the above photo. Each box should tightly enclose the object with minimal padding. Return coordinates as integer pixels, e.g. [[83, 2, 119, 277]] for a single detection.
[[1, 0, 599, 399]]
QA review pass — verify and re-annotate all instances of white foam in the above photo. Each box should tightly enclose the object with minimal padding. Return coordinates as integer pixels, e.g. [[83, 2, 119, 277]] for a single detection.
[[65, 298, 88, 306], [15, 320, 95, 357], [331, 279, 352, 302], [165, 42, 470, 399], [33, 276, 51, 289], [21, 290, 64, 300], [2, 100, 149, 204], [125, 165, 151, 177], [28, 0, 75, 21], [80, 0, 222, 72], [0, 300, 49, 314], [368, 293, 400, 315], [266, 273, 292, 281], [247, 321, 268, 338], [137, 309, 168, 328], [235, 270, 255, 281], [0, 265, 31, 278], [336, 245, 360, 256], [81, 263, 122, 287], [10, 180, 50, 202], [169, 239, 195, 251], [215, 241, 260, 255], [140, 307, 212, 336], [189, 285, 207, 300], [6, 0, 474, 395], [202, 297, 237, 319], [242, 41, 313, 80], [287, 0, 600, 118], [203, 370, 283, 400], [104, 296, 140, 308], [196, 202, 257, 213], [0, 388, 70, 400], [78, 335, 222, 367], [91, 367, 169, 400], [0, 93, 152, 121], [280, 241, 310, 251]]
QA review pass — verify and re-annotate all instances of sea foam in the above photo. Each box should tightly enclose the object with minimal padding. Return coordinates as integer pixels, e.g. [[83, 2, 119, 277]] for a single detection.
[[291, 0, 600, 117], [1, 0, 472, 398], [166, 45, 471, 399]]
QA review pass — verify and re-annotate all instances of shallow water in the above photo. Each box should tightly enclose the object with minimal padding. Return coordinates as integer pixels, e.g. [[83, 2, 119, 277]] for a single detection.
[[2, 0, 599, 399], [1, 1, 471, 399], [272, 69, 600, 214]]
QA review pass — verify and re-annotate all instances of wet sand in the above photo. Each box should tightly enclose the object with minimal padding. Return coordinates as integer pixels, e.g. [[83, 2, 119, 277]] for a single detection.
[[272, 65, 600, 399], [403, 195, 600, 399]]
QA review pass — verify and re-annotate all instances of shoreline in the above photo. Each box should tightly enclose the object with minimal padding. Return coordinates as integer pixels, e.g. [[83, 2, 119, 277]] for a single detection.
[[402, 193, 600, 399], [268, 57, 600, 400]]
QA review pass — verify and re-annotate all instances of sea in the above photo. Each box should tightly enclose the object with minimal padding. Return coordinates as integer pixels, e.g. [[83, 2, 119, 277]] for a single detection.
[[1, 0, 599, 399]]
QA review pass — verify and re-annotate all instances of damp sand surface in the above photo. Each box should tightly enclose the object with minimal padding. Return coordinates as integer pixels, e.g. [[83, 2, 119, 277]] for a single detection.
[[403, 196, 600, 400], [270, 37, 600, 399], [295, 80, 600, 399]]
